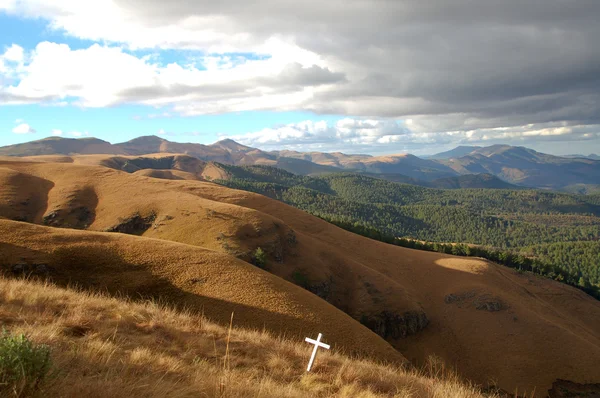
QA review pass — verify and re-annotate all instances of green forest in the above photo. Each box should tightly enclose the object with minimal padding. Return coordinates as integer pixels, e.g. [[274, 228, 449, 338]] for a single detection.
[[214, 164, 600, 298]]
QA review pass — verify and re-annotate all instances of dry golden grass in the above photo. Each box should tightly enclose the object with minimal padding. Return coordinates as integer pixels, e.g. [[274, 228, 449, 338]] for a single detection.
[[0, 275, 496, 398]]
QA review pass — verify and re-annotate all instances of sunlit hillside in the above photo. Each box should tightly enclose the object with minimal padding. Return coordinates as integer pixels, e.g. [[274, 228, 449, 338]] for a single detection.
[[0, 276, 496, 398]]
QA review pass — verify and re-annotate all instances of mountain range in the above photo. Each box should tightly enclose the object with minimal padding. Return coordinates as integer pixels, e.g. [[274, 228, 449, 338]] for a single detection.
[[564, 154, 600, 160], [1, 136, 599, 191]]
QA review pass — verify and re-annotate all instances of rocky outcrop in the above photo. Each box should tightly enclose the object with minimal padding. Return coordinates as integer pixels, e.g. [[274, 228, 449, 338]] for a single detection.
[[360, 310, 429, 339], [43, 206, 94, 229], [445, 290, 507, 312], [105, 212, 157, 235], [473, 295, 505, 312], [548, 379, 600, 397], [7, 263, 51, 277], [41, 187, 97, 229]]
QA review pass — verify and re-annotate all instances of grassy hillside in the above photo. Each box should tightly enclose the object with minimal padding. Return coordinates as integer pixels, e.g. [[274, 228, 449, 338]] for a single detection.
[[0, 276, 493, 398], [0, 219, 399, 362], [213, 164, 600, 290], [2, 156, 600, 395]]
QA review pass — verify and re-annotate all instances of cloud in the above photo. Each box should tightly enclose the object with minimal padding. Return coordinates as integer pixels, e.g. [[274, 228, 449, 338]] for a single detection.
[[1, 0, 600, 148], [3, 44, 24, 63], [0, 41, 340, 111], [226, 118, 413, 152], [68, 131, 89, 137], [225, 118, 600, 155], [49, 129, 89, 137], [12, 122, 36, 134]]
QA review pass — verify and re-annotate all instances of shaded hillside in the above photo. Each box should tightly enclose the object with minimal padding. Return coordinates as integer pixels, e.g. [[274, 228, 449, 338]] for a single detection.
[[439, 145, 600, 189], [562, 184, 600, 195], [0, 276, 495, 398], [100, 153, 510, 190], [427, 173, 521, 189], [349, 172, 519, 190], [277, 150, 458, 181], [1, 156, 599, 395], [561, 154, 600, 160], [0, 219, 399, 362], [426, 146, 482, 160], [211, 163, 600, 289]]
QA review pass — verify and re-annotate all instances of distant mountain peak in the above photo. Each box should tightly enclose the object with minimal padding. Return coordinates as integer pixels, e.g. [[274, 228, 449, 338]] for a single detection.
[[217, 138, 238, 144], [36, 136, 109, 144], [471, 145, 541, 159], [124, 135, 167, 144], [213, 138, 251, 151], [427, 145, 481, 160]]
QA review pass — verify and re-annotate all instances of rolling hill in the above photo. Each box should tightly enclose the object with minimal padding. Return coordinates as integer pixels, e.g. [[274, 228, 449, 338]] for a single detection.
[[196, 162, 600, 295], [275, 149, 458, 181], [439, 145, 600, 190], [1, 155, 600, 396], [1, 136, 600, 190], [0, 136, 125, 156]]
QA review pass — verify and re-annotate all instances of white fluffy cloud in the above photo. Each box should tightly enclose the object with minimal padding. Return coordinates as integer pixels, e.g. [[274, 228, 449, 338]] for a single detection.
[[225, 119, 600, 155], [12, 122, 36, 134], [50, 129, 88, 137], [68, 131, 89, 137], [3, 44, 24, 63], [0, 41, 338, 110], [227, 119, 415, 152], [1, 0, 600, 151]]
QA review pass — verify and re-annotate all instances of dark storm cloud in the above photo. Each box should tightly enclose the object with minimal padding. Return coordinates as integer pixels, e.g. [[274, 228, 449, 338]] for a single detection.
[[117, 82, 254, 102], [116, 63, 345, 104], [111, 0, 600, 131]]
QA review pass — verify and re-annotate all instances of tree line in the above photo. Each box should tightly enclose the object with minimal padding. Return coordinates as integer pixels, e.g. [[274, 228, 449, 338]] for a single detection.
[[214, 164, 600, 299]]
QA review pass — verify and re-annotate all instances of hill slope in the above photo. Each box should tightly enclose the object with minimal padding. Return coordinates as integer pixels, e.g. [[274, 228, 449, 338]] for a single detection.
[[0, 137, 124, 157], [426, 146, 482, 160], [440, 145, 600, 189], [276, 150, 458, 181], [0, 275, 494, 398], [0, 156, 599, 395], [0, 219, 399, 361], [427, 173, 521, 189], [211, 163, 600, 291]]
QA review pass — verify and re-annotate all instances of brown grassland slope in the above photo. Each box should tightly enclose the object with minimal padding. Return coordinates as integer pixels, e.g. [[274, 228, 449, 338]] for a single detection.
[[0, 219, 400, 363], [0, 276, 493, 398], [1, 155, 600, 396]]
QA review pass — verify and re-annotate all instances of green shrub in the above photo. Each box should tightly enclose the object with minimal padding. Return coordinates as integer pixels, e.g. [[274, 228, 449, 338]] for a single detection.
[[0, 330, 51, 397], [292, 270, 310, 289], [252, 247, 267, 268]]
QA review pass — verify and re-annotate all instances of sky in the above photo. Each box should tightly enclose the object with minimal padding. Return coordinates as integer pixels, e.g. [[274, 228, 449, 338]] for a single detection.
[[1, 1, 600, 156]]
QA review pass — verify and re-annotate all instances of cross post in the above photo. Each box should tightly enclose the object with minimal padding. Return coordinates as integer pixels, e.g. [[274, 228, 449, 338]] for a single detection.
[[304, 333, 330, 372]]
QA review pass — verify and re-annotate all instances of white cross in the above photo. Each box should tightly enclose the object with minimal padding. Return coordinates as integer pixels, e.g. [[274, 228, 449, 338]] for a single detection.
[[304, 333, 330, 372]]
